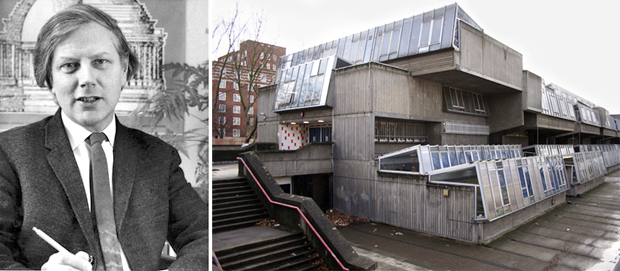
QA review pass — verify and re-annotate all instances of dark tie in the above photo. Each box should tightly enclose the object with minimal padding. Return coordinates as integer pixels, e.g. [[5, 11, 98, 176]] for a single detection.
[[88, 133, 123, 271]]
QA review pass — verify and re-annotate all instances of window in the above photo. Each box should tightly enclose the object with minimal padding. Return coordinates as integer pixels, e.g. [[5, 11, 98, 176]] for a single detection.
[[233, 129, 240, 137], [218, 116, 226, 125], [218, 104, 226, 113], [248, 117, 255, 126], [266, 63, 270, 70], [219, 80, 226, 89], [473, 93, 486, 114], [517, 159, 534, 203], [233, 117, 241, 126], [493, 162, 511, 215], [374, 118, 428, 143], [379, 149, 420, 173], [444, 87, 488, 116], [218, 92, 226, 101], [248, 107, 254, 115], [260, 74, 267, 82], [233, 106, 240, 114], [260, 52, 264, 59], [233, 82, 239, 90], [249, 95, 255, 103], [419, 16, 443, 52], [273, 55, 277, 61], [449, 88, 465, 110], [233, 94, 241, 102]]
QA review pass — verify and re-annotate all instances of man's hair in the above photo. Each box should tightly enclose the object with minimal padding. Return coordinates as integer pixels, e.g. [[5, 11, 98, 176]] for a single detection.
[[33, 4, 139, 88]]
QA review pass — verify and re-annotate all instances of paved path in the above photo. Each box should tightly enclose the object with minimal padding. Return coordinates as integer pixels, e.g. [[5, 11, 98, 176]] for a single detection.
[[339, 171, 620, 271], [212, 163, 620, 270]]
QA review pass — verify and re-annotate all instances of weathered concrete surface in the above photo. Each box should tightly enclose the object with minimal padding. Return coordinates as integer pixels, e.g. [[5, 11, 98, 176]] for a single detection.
[[213, 163, 620, 270], [339, 170, 620, 270]]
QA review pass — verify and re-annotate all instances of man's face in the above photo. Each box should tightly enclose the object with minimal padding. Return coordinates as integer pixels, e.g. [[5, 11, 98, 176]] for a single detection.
[[51, 22, 127, 132]]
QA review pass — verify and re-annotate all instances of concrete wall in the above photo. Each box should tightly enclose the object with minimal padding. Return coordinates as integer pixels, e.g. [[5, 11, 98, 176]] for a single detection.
[[522, 71, 543, 113], [481, 192, 566, 244], [487, 92, 524, 134], [255, 143, 333, 178], [458, 22, 523, 91], [537, 114, 575, 132], [580, 123, 601, 135], [333, 162, 478, 243]]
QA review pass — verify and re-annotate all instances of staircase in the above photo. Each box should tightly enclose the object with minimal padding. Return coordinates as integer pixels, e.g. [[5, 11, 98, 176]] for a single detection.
[[216, 231, 322, 270], [212, 177, 270, 233]]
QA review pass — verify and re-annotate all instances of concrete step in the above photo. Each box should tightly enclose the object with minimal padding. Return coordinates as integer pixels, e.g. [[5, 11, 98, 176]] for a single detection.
[[212, 218, 268, 234], [212, 194, 259, 205], [212, 188, 254, 199], [212, 207, 268, 221], [213, 202, 265, 215], [212, 198, 262, 211], [217, 232, 320, 270]]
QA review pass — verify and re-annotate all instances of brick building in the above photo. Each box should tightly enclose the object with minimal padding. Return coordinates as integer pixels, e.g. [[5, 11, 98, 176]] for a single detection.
[[212, 40, 285, 145]]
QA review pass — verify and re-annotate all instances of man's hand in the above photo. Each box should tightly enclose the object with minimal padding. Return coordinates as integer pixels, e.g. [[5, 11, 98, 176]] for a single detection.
[[41, 251, 92, 271]]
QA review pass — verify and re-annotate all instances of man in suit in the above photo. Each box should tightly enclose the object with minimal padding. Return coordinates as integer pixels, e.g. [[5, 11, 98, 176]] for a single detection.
[[0, 4, 209, 270]]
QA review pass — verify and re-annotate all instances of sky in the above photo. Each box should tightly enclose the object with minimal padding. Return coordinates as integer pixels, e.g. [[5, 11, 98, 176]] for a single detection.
[[211, 0, 620, 114]]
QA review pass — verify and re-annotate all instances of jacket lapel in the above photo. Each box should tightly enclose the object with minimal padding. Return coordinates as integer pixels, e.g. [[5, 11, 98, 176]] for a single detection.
[[44, 110, 98, 250], [111, 121, 137, 232]]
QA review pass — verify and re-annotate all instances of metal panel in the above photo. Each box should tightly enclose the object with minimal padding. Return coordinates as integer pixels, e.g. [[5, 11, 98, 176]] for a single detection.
[[507, 159, 523, 209], [478, 162, 496, 220]]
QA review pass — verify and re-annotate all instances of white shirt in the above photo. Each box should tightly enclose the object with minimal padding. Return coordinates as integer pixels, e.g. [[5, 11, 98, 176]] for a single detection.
[[61, 111, 130, 271]]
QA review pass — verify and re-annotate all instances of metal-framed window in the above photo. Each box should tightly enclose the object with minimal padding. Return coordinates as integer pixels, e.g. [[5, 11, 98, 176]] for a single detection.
[[218, 92, 226, 101], [233, 117, 241, 126], [444, 86, 488, 116], [233, 94, 241, 102], [233, 129, 240, 137], [233, 106, 240, 114], [218, 104, 226, 113]]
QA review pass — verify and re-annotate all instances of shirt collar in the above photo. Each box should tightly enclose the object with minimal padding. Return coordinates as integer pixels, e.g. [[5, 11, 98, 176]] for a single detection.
[[61, 110, 117, 150]]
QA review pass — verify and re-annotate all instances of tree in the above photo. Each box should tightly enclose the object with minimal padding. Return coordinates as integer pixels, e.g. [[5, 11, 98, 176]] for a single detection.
[[212, 3, 278, 143]]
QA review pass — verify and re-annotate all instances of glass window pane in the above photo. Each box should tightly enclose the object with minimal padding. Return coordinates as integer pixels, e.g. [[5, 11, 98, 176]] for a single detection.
[[441, 151, 450, 168], [356, 31, 368, 63], [419, 20, 431, 47], [389, 28, 401, 55], [364, 29, 375, 63], [432, 152, 441, 170], [343, 35, 353, 60], [336, 37, 346, 56], [457, 148, 466, 164], [318, 58, 328, 75], [379, 150, 420, 172], [312, 75, 324, 104], [449, 149, 457, 166], [398, 17, 413, 57], [373, 26, 384, 61], [380, 31, 391, 57], [431, 17, 443, 44]]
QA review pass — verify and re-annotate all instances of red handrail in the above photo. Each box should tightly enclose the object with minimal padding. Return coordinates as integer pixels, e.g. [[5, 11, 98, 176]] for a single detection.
[[237, 157, 350, 271]]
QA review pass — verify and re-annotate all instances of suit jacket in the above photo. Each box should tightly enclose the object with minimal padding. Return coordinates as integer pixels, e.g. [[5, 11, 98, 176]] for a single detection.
[[0, 110, 209, 270]]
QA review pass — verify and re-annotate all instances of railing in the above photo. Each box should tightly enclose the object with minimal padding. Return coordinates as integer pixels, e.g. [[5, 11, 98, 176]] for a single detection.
[[237, 157, 350, 271]]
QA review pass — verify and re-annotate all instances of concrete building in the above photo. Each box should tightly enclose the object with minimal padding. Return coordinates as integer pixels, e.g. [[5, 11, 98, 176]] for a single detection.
[[254, 3, 620, 244], [212, 40, 285, 145]]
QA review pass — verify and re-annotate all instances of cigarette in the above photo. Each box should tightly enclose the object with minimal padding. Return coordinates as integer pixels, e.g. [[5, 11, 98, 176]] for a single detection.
[[32, 227, 70, 254]]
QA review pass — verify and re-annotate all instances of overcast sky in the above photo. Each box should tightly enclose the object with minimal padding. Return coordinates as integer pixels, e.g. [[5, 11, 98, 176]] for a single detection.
[[211, 0, 620, 114]]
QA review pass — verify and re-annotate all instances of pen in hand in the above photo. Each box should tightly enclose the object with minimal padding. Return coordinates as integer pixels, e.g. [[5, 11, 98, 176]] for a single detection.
[[32, 227, 70, 254]]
